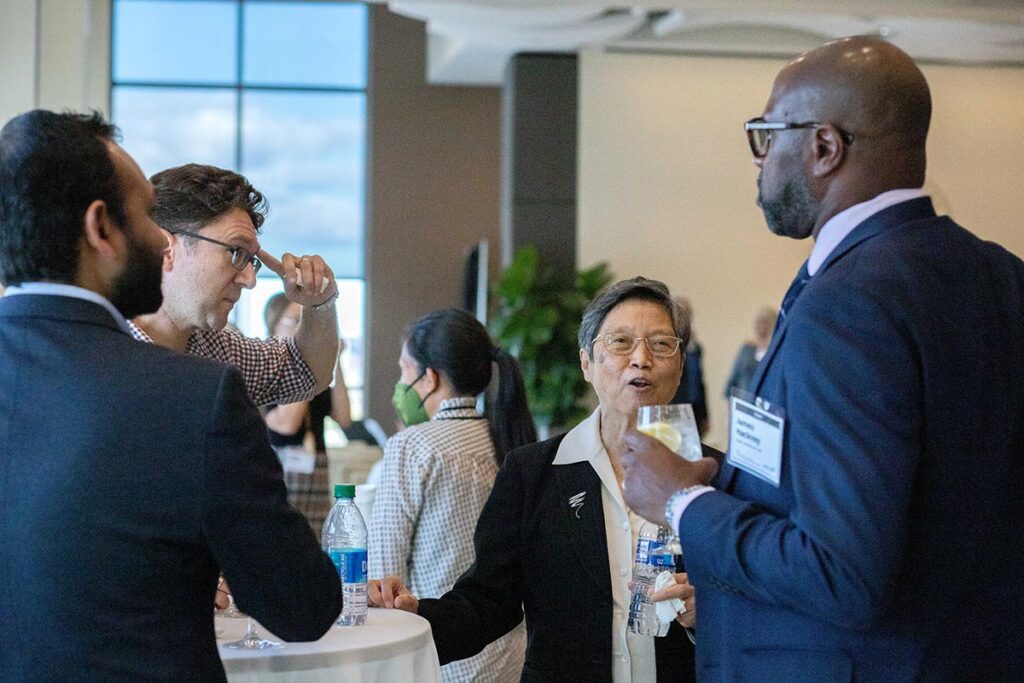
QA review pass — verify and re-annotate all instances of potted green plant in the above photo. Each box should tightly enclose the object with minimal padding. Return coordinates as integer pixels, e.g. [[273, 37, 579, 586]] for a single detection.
[[490, 245, 613, 436]]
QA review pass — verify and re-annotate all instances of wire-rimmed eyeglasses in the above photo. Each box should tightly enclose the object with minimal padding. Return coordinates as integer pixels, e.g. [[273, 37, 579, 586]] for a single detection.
[[591, 333, 683, 358]]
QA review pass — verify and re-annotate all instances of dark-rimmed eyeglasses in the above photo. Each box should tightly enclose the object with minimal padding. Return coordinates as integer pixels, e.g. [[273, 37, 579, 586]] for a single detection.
[[744, 117, 855, 159], [591, 333, 683, 358], [169, 229, 262, 274]]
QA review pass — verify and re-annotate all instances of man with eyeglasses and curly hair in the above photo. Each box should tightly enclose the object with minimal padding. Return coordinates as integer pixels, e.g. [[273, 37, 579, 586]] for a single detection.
[[130, 163, 340, 407]]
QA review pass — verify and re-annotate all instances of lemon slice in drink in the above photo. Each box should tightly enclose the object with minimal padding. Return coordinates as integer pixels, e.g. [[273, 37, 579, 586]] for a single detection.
[[637, 421, 683, 453]]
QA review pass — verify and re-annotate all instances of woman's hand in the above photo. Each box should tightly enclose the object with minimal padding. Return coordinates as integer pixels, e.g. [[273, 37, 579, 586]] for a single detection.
[[368, 576, 419, 613], [650, 572, 696, 628]]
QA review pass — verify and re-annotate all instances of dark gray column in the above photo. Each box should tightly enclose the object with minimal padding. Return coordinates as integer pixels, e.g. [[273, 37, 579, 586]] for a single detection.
[[365, 7, 501, 432], [501, 53, 578, 286]]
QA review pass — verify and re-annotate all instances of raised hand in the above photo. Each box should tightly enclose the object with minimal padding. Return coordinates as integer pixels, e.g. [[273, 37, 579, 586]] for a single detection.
[[258, 249, 337, 308]]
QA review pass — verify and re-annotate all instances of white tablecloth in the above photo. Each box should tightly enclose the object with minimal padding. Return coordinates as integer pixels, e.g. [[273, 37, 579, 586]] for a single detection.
[[218, 608, 442, 683]]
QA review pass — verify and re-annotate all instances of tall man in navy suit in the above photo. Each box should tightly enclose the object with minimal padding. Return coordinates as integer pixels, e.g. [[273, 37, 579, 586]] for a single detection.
[[621, 37, 1024, 681], [0, 111, 342, 681]]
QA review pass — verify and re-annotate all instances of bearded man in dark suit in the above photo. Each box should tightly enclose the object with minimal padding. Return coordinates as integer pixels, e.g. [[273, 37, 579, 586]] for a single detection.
[[0, 110, 341, 681]]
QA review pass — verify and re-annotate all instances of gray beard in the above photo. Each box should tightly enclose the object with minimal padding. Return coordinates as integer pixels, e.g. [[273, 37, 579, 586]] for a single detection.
[[759, 175, 815, 240]]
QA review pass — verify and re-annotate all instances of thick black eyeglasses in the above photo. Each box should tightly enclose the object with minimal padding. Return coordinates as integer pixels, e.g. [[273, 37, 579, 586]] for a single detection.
[[591, 333, 683, 358], [744, 117, 854, 159], [169, 229, 262, 274]]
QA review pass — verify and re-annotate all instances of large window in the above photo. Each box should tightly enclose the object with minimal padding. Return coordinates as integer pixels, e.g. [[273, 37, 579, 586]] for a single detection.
[[111, 0, 368, 418]]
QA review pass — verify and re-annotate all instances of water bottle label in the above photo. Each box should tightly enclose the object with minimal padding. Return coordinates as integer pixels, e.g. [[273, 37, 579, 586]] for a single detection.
[[648, 553, 675, 568], [635, 538, 675, 567], [329, 548, 367, 584]]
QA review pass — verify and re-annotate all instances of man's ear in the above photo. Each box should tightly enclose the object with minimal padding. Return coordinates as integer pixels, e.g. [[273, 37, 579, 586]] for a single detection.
[[580, 347, 592, 383], [161, 229, 176, 272], [810, 124, 847, 178], [81, 199, 122, 258]]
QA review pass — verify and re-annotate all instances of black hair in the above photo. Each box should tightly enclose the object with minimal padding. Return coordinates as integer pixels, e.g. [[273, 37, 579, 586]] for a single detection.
[[150, 163, 267, 236], [0, 110, 125, 285], [405, 308, 537, 463]]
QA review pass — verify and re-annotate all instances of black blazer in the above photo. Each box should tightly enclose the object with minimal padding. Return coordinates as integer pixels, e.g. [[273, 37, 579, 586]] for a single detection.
[[0, 295, 342, 682], [418, 434, 697, 682]]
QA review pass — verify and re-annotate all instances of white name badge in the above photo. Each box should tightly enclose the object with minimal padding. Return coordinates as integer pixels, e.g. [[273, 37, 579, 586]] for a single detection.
[[727, 395, 785, 487], [276, 446, 316, 475]]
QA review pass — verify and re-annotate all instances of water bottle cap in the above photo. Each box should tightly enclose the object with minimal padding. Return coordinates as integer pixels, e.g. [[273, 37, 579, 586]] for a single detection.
[[334, 484, 356, 499]]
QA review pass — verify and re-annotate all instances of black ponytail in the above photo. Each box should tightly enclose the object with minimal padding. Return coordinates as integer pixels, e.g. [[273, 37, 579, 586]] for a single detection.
[[488, 346, 538, 462], [404, 309, 537, 464]]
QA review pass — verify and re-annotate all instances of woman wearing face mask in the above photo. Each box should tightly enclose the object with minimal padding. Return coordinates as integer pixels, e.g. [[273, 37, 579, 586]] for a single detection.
[[369, 308, 537, 682]]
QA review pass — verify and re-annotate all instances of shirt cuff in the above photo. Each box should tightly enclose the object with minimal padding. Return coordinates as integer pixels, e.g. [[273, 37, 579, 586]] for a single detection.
[[670, 486, 714, 530]]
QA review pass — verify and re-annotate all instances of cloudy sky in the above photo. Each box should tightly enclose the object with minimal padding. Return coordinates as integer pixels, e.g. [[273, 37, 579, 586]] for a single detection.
[[112, 0, 367, 278]]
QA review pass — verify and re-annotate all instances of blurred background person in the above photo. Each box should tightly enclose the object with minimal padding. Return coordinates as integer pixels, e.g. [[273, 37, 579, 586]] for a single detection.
[[723, 305, 777, 397], [263, 292, 352, 536], [369, 308, 536, 682], [370, 279, 706, 682], [670, 296, 708, 436]]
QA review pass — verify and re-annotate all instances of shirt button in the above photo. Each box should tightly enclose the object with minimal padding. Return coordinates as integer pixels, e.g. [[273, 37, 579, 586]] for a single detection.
[[620, 567, 628, 577], [621, 655, 628, 662], [622, 522, 629, 531]]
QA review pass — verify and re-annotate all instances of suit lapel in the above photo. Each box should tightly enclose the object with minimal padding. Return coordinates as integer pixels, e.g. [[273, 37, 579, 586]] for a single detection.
[[552, 461, 611, 595], [719, 197, 938, 493]]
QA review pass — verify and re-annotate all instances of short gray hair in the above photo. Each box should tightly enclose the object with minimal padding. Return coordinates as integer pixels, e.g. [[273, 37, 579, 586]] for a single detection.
[[578, 276, 690, 359]]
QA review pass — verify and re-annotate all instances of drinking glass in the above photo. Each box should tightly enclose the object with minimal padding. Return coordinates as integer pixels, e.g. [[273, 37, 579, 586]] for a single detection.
[[636, 404, 702, 462], [636, 403, 702, 559], [218, 595, 282, 650]]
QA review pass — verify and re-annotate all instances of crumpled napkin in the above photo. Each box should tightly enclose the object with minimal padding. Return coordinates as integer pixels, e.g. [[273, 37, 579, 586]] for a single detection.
[[654, 570, 685, 624]]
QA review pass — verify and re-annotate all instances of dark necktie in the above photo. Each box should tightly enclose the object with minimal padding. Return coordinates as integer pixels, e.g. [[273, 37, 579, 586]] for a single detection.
[[774, 261, 810, 335]]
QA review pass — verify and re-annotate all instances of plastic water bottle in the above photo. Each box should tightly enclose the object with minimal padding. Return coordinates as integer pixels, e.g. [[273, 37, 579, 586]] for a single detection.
[[322, 484, 368, 626], [628, 522, 676, 636]]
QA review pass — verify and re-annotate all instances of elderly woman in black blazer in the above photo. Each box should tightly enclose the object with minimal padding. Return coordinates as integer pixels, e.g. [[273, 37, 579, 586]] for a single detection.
[[371, 277, 712, 682]]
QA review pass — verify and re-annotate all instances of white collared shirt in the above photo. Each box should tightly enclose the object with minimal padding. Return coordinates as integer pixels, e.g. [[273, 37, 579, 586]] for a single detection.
[[3, 282, 132, 334], [553, 408, 657, 683], [808, 188, 928, 276]]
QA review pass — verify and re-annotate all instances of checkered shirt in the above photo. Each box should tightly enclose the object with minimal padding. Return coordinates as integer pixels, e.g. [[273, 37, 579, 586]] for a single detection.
[[128, 321, 316, 407], [369, 397, 526, 683]]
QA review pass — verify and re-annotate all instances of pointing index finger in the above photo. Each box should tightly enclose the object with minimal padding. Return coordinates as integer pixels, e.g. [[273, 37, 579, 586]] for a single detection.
[[257, 249, 285, 277]]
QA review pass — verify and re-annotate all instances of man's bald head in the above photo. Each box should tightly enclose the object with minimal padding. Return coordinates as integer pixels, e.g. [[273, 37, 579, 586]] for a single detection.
[[773, 36, 931, 161], [755, 37, 932, 238]]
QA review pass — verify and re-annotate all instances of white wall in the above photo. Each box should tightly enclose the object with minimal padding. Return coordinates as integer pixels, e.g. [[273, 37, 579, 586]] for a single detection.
[[0, 0, 111, 124], [578, 49, 1024, 449]]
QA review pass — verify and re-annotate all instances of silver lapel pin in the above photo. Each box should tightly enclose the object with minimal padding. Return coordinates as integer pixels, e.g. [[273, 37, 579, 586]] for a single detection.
[[569, 491, 586, 518]]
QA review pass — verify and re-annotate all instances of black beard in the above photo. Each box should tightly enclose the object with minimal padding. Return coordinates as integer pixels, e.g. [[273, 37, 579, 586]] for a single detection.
[[759, 173, 815, 240], [109, 233, 164, 319]]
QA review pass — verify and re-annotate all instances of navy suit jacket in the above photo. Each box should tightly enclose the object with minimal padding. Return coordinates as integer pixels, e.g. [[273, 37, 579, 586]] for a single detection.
[[0, 294, 342, 682], [678, 198, 1024, 681]]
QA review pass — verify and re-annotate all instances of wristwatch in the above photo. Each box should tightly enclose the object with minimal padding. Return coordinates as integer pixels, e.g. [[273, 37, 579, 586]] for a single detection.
[[311, 289, 339, 311], [664, 485, 708, 528]]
